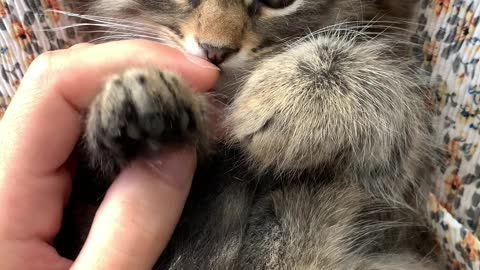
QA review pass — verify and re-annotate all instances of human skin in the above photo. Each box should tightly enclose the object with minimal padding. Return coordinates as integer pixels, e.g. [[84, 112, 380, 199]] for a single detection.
[[0, 40, 219, 270]]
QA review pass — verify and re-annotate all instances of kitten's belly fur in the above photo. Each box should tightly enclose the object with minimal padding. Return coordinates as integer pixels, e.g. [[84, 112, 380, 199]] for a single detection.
[[154, 150, 435, 270], [58, 147, 435, 270]]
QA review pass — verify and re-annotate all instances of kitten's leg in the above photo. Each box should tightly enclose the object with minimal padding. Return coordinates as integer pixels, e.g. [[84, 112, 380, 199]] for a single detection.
[[226, 36, 433, 199], [83, 68, 210, 179], [233, 182, 438, 270]]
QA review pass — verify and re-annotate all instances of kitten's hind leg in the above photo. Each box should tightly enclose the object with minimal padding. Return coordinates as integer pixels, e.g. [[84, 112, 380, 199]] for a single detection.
[[83, 68, 211, 179]]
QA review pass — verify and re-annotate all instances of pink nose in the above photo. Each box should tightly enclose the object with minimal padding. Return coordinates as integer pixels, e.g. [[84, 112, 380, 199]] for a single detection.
[[200, 43, 239, 65]]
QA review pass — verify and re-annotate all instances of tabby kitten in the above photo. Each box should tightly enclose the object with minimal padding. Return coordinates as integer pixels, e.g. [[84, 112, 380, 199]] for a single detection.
[[56, 0, 442, 269]]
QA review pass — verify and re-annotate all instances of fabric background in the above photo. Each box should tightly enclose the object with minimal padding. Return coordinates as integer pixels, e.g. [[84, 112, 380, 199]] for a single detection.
[[417, 0, 480, 269], [1, 0, 480, 269], [0, 0, 80, 118]]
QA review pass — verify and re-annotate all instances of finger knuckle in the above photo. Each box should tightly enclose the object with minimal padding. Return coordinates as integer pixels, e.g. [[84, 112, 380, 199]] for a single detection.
[[29, 51, 56, 73], [23, 51, 65, 91]]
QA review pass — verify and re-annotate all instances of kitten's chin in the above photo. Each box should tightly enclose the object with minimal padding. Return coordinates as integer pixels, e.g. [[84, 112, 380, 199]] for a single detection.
[[221, 55, 246, 70], [213, 69, 245, 102], [208, 97, 228, 141], [214, 54, 254, 98]]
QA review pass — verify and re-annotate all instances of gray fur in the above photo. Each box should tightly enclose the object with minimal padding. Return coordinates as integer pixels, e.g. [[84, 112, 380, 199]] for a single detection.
[[56, 0, 443, 269]]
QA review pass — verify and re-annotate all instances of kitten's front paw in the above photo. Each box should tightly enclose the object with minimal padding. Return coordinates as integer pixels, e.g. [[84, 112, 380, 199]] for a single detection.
[[226, 36, 423, 172], [83, 68, 209, 178]]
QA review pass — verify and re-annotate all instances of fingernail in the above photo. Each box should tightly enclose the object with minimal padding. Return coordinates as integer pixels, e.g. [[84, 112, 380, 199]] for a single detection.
[[144, 146, 197, 190], [184, 53, 220, 70]]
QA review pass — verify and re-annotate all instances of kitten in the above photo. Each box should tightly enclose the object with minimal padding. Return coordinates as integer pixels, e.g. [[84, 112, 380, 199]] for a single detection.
[[55, 0, 443, 269]]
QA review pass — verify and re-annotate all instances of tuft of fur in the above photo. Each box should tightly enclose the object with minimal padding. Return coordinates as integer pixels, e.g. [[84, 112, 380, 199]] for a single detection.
[[56, 0, 444, 269]]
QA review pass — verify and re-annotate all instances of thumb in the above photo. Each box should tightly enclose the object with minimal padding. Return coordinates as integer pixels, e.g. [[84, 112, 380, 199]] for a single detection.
[[71, 146, 195, 270]]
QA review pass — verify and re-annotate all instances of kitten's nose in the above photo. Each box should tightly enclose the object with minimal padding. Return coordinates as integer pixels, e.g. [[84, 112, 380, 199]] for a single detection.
[[200, 43, 239, 65]]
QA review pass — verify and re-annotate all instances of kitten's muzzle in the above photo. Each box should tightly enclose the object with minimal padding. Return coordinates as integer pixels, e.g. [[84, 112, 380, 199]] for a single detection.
[[200, 43, 239, 65]]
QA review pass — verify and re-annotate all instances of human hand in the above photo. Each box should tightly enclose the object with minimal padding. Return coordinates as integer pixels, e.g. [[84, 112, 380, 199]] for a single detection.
[[0, 40, 219, 270]]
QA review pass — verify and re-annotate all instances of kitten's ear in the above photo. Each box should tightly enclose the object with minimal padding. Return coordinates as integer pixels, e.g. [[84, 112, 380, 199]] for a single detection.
[[374, 0, 420, 19]]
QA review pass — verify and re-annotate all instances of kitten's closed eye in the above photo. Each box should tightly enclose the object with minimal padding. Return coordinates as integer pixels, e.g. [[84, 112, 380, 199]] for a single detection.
[[187, 0, 296, 9], [189, 0, 200, 8], [260, 0, 295, 9]]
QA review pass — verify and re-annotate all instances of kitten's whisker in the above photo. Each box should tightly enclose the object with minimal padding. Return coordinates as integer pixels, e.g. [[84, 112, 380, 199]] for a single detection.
[[46, 9, 162, 30], [291, 27, 422, 51], [87, 29, 181, 48], [49, 14, 156, 33], [45, 10, 181, 42], [344, 19, 423, 27], [75, 26, 179, 42], [77, 29, 161, 40], [43, 11, 183, 49], [86, 33, 181, 50], [288, 27, 372, 47], [51, 9, 187, 42], [315, 20, 423, 32], [304, 20, 422, 40], [45, 23, 162, 38], [324, 25, 418, 37]]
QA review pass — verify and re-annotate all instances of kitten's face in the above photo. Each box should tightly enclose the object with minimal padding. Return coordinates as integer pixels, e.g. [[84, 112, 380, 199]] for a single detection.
[[77, 0, 415, 70]]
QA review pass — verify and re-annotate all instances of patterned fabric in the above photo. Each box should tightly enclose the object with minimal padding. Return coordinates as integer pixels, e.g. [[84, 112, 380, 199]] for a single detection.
[[0, 0, 80, 118], [1, 0, 480, 269], [416, 0, 480, 269]]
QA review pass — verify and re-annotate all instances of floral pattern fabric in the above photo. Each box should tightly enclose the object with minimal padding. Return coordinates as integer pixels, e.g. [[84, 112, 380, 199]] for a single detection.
[[1, 0, 480, 269], [417, 0, 480, 269], [0, 0, 80, 118]]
